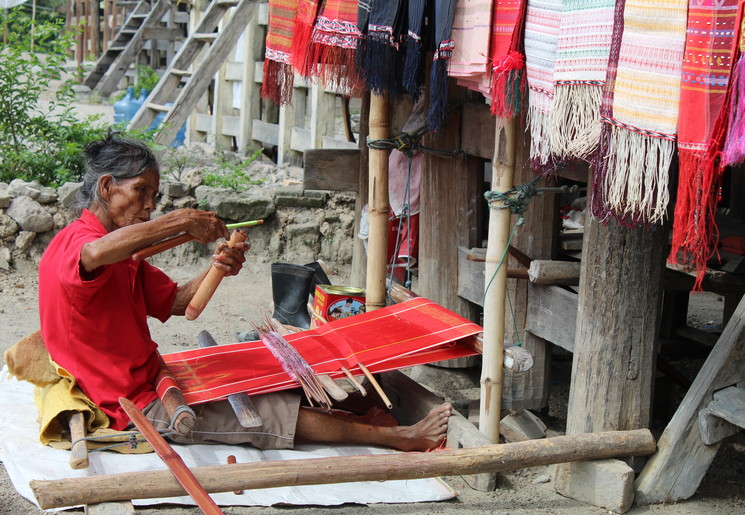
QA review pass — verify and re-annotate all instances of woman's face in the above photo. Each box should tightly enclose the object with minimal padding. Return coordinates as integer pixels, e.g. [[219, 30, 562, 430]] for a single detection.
[[104, 169, 160, 230]]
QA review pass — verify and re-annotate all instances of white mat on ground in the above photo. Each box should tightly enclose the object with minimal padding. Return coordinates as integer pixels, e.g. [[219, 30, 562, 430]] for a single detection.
[[0, 368, 455, 511]]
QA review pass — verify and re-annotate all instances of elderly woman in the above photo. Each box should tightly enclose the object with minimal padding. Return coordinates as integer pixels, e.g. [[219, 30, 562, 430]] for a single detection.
[[38, 133, 450, 452]]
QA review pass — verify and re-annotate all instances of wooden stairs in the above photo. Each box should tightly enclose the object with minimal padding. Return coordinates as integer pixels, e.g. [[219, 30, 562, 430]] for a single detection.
[[128, 0, 259, 146], [84, 0, 173, 97]]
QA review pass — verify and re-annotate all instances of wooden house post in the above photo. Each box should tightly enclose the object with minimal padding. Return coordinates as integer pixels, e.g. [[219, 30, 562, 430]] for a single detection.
[[566, 214, 667, 435]]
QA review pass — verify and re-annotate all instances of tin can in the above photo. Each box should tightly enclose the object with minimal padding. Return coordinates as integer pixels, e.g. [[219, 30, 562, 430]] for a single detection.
[[314, 285, 366, 322]]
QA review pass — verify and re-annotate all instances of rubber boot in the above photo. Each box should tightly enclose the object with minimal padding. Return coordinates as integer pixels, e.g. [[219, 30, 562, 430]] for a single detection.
[[303, 261, 333, 295], [271, 263, 315, 329]]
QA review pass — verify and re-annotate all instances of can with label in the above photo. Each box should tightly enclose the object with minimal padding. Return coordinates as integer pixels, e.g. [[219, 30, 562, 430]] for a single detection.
[[314, 285, 366, 322]]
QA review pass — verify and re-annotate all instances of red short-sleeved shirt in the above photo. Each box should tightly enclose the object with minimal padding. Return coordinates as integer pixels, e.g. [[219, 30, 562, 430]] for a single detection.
[[39, 209, 178, 430]]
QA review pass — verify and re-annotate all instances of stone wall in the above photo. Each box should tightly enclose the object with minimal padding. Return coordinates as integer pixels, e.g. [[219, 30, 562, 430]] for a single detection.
[[0, 179, 357, 275]]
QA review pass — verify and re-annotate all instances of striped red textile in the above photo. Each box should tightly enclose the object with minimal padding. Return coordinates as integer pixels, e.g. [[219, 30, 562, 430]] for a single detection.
[[489, 0, 527, 118], [261, 0, 299, 105], [670, 0, 742, 288], [162, 298, 481, 405]]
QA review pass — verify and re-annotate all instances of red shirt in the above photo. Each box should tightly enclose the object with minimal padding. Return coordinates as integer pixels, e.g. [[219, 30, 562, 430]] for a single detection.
[[39, 209, 178, 430]]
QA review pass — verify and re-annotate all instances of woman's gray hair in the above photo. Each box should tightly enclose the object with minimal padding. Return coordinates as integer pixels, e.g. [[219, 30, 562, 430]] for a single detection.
[[76, 132, 159, 213]]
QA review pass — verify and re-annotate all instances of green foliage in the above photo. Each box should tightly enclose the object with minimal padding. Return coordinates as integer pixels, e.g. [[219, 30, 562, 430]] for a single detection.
[[134, 65, 161, 98], [0, 8, 110, 187], [202, 149, 266, 190], [161, 150, 197, 182]]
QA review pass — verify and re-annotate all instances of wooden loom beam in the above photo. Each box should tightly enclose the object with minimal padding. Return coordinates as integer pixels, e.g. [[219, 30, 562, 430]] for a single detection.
[[31, 429, 656, 509]]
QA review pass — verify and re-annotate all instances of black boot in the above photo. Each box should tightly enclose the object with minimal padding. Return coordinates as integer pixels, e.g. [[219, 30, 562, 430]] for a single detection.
[[271, 263, 315, 329], [303, 260, 333, 294]]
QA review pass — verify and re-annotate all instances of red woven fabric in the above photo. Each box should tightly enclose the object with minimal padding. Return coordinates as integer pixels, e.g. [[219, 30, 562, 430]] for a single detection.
[[670, 0, 742, 288], [307, 0, 364, 94], [163, 298, 481, 405], [489, 0, 527, 118], [261, 0, 299, 105], [290, 0, 321, 76]]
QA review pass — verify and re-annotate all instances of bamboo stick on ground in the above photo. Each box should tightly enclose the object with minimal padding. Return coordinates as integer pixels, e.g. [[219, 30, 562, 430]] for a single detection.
[[31, 429, 656, 510]]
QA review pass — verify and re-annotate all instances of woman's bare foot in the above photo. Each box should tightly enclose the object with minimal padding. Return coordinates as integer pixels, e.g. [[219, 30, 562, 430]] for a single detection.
[[391, 403, 452, 452]]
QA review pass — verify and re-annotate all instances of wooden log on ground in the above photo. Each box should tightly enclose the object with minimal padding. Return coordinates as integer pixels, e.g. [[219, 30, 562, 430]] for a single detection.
[[32, 429, 656, 510], [68, 412, 88, 470]]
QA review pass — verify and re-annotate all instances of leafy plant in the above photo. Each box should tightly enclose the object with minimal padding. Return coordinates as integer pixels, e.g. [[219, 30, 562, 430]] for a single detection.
[[161, 149, 197, 182], [0, 9, 109, 186], [202, 148, 266, 190]]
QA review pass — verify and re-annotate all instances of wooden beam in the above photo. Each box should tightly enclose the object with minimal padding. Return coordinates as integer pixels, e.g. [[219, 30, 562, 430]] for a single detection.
[[303, 149, 360, 192], [32, 430, 656, 510]]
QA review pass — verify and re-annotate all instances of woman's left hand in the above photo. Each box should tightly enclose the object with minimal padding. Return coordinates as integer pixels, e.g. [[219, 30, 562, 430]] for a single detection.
[[211, 241, 249, 276]]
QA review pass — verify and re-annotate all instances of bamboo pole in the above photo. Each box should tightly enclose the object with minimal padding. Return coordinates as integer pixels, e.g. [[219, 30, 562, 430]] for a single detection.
[[31, 429, 656, 510], [480, 117, 518, 443], [365, 92, 390, 312]]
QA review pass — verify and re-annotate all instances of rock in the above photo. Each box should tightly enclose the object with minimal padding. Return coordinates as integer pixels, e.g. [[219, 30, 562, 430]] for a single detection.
[[15, 231, 36, 252], [0, 183, 10, 209], [195, 186, 275, 221], [58, 182, 82, 209], [172, 196, 198, 209], [0, 247, 11, 270], [0, 214, 19, 238], [8, 179, 57, 204], [72, 84, 92, 102], [6, 197, 54, 233], [553, 459, 635, 514], [284, 221, 321, 263], [274, 189, 326, 208], [160, 181, 190, 198]]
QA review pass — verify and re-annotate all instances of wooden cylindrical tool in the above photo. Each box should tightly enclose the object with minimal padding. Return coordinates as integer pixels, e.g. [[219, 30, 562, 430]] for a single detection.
[[155, 357, 196, 435], [185, 230, 247, 321], [132, 233, 195, 261]]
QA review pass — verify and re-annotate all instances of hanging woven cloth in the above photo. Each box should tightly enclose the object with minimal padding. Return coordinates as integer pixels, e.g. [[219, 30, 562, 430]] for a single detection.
[[722, 29, 745, 167], [589, 0, 626, 220], [449, 0, 494, 96], [426, 0, 458, 131], [670, 0, 742, 288], [524, 0, 562, 171], [488, 0, 527, 119], [361, 0, 406, 94], [599, 0, 688, 225], [403, 0, 428, 99], [549, 0, 615, 160], [290, 0, 322, 77], [307, 0, 365, 94], [261, 0, 299, 105]]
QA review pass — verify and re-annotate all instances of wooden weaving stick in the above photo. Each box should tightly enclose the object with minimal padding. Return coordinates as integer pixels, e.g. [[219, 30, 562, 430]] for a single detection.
[[68, 412, 88, 470], [197, 330, 263, 428], [356, 362, 392, 409], [119, 397, 223, 515]]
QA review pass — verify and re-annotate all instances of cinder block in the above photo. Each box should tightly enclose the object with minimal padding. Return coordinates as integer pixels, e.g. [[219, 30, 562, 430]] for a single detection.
[[553, 459, 634, 514]]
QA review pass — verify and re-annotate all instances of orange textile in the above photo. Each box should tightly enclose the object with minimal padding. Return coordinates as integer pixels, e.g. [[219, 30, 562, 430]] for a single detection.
[[163, 298, 481, 405]]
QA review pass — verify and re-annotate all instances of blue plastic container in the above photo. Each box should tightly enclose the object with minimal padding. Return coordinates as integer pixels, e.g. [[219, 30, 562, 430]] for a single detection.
[[148, 102, 187, 148], [113, 86, 135, 125]]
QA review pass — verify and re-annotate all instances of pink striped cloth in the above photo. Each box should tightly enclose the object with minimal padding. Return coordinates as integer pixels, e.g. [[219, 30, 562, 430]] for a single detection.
[[449, 0, 494, 95], [524, 0, 563, 170]]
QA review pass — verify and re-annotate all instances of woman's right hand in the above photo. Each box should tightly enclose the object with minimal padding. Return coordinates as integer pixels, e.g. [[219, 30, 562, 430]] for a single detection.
[[179, 209, 230, 244]]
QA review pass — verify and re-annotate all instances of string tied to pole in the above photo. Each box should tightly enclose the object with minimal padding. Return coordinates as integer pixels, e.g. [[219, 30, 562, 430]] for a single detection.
[[485, 177, 580, 222]]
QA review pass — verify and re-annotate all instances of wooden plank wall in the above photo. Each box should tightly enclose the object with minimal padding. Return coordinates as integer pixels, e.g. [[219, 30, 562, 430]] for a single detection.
[[190, 1, 358, 161]]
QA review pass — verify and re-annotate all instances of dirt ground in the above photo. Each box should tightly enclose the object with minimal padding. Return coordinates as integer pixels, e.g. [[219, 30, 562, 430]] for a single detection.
[[0, 255, 744, 514]]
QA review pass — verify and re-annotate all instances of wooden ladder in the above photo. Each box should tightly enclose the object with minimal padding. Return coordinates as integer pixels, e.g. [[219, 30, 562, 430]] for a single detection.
[[128, 0, 259, 145], [635, 294, 745, 505], [84, 0, 172, 96]]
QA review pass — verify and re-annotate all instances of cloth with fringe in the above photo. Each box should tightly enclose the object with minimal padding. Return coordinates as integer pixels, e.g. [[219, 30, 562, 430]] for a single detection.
[[722, 36, 745, 166], [597, 0, 688, 225], [550, 0, 615, 160], [450, 0, 494, 96], [488, 0, 527, 118], [589, 0, 626, 219], [261, 0, 299, 105], [427, 0, 458, 131], [524, 0, 563, 171], [360, 0, 406, 94], [308, 0, 364, 94], [403, 0, 428, 99], [670, 0, 742, 288], [290, 0, 322, 77]]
